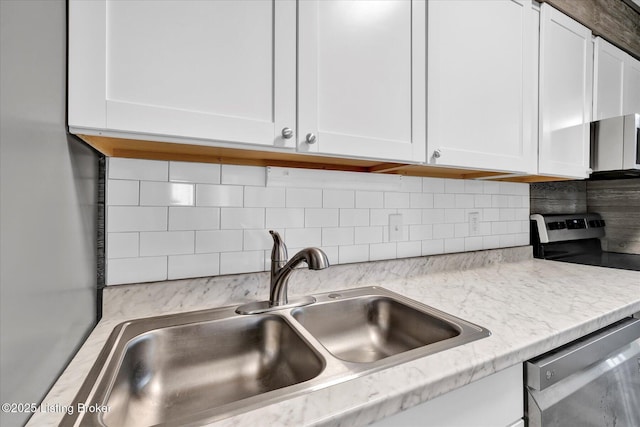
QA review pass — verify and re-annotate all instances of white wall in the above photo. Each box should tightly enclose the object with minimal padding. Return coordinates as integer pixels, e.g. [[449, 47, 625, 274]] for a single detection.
[[105, 159, 530, 285], [0, 2, 98, 426]]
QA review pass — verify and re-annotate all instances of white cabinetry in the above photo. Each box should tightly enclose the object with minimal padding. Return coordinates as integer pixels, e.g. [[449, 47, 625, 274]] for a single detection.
[[70, 0, 425, 163], [593, 37, 640, 120], [623, 54, 640, 115], [372, 364, 523, 427], [69, 0, 296, 149], [538, 4, 593, 179], [297, 1, 425, 162], [427, 0, 534, 174], [593, 37, 626, 120]]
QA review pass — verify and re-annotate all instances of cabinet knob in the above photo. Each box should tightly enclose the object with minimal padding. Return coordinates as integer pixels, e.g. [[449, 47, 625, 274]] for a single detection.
[[306, 133, 317, 144], [281, 127, 294, 139], [433, 149, 442, 159]]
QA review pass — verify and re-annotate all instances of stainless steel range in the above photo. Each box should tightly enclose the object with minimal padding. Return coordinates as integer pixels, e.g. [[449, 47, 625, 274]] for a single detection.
[[527, 212, 640, 427], [530, 212, 640, 271]]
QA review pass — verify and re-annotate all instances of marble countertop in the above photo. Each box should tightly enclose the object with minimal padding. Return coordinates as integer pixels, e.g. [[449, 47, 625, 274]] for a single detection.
[[29, 247, 640, 426]]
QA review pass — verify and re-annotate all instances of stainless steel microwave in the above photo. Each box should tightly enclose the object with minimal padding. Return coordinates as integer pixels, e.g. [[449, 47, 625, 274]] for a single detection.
[[591, 113, 640, 178]]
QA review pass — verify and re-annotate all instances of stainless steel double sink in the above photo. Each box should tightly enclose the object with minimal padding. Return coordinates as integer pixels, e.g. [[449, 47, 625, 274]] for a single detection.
[[62, 287, 490, 427]]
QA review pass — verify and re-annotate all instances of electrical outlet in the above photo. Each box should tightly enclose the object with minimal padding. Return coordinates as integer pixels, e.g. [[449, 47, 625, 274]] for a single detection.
[[389, 214, 403, 241], [469, 212, 480, 236]]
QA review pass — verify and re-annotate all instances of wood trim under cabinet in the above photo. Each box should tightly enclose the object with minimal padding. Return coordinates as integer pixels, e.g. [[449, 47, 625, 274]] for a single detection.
[[78, 134, 573, 182]]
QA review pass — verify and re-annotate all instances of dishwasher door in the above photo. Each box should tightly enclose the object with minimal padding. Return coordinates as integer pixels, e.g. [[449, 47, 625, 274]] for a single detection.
[[526, 317, 640, 427]]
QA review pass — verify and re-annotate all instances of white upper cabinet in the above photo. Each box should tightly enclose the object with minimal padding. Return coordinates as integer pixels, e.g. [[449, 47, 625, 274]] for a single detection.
[[427, 0, 534, 174], [623, 54, 640, 115], [593, 37, 626, 120], [297, 1, 426, 163], [68, 0, 296, 149], [538, 4, 593, 179], [593, 37, 640, 120]]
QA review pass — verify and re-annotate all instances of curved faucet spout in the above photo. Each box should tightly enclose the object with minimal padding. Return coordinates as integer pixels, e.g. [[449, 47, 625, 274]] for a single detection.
[[268, 232, 329, 306]]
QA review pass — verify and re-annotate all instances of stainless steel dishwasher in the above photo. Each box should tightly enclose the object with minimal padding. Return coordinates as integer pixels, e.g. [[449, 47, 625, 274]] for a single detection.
[[525, 317, 640, 427]]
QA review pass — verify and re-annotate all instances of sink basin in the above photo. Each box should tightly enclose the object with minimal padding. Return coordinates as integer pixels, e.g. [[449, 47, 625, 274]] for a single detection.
[[63, 287, 489, 426], [292, 296, 461, 363]]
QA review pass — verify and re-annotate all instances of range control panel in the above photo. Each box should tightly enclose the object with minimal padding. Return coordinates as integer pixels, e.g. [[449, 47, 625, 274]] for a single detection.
[[530, 213, 606, 244]]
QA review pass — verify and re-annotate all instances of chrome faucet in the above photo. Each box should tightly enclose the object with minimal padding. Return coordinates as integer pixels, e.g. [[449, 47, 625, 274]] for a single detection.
[[236, 230, 329, 315]]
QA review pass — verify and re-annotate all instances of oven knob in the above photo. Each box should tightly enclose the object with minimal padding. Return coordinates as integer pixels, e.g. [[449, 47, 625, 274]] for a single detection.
[[546, 370, 555, 380]]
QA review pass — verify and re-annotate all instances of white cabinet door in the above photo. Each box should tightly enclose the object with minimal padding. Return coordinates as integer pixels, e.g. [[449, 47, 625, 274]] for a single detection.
[[427, 0, 534, 174], [372, 364, 523, 427], [623, 55, 640, 115], [69, 0, 296, 149], [593, 37, 626, 121], [297, 1, 425, 163], [538, 4, 593, 178]]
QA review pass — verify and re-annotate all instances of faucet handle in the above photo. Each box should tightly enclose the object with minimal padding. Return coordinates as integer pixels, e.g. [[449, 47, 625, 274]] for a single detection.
[[269, 230, 288, 262]]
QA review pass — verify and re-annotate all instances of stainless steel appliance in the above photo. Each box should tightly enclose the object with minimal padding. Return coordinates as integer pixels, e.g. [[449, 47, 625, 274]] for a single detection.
[[530, 212, 640, 271], [526, 317, 640, 427], [591, 113, 640, 178]]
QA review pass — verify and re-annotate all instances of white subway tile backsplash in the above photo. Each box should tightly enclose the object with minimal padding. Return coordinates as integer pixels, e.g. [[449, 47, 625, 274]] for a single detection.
[[409, 224, 432, 241], [108, 207, 167, 232], [196, 230, 243, 253], [266, 208, 305, 229], [339, 245, 369, 264], [107, 233, 139, 259], [464, 236, 484, 251], [305, 209, 339, 228], [400, 176, 423, 193], [170, 161, 220, 184], [196, 184, 243, 207], [397, 241, 422, 258], [168, 253, 220, 280], [340, 209, 369, 227], [105, 161, 531, 284], [107, 180, 139, 206], [410, 193, 433, 209], [244, 187, 285, 208], [384, 192, 410, 209], [108, 158, 168, 181], [445, 179, 465, 194], [474, 194, 492, 208], [423, 177, 445, 193], [169, 207, 219, 231], [444, 238, 465, 253], [434, 194, 455, 208], [220, 251, 265, 275], [355, 191, 384, 208], [323, 190, 355, 208], [444, 208, 465, 224], [454, 222, 469, 238], [433, 223, 454, 239], [285, 228, 322, 247], [370, 209, 397, 226], [397, 209, 422, 225], [422, 239, 444, 255], [370, 242, 397, 261], [483, 235, 501, 249], [140, 182, 194, 206], [323, 227, 354, 246], [221, 165, 266, 186], [140, 231, 194, 256], [354, 226, 384, 244], [243, 229, 276, 251], [455, 194, 475, 208], [220, 208, 265, 229], [422, 209, 445, 225], [464, 180, 484, 194], [286, 188, 322, 208], [107, 256, 167, 285], [483, 181, 501, 194]]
